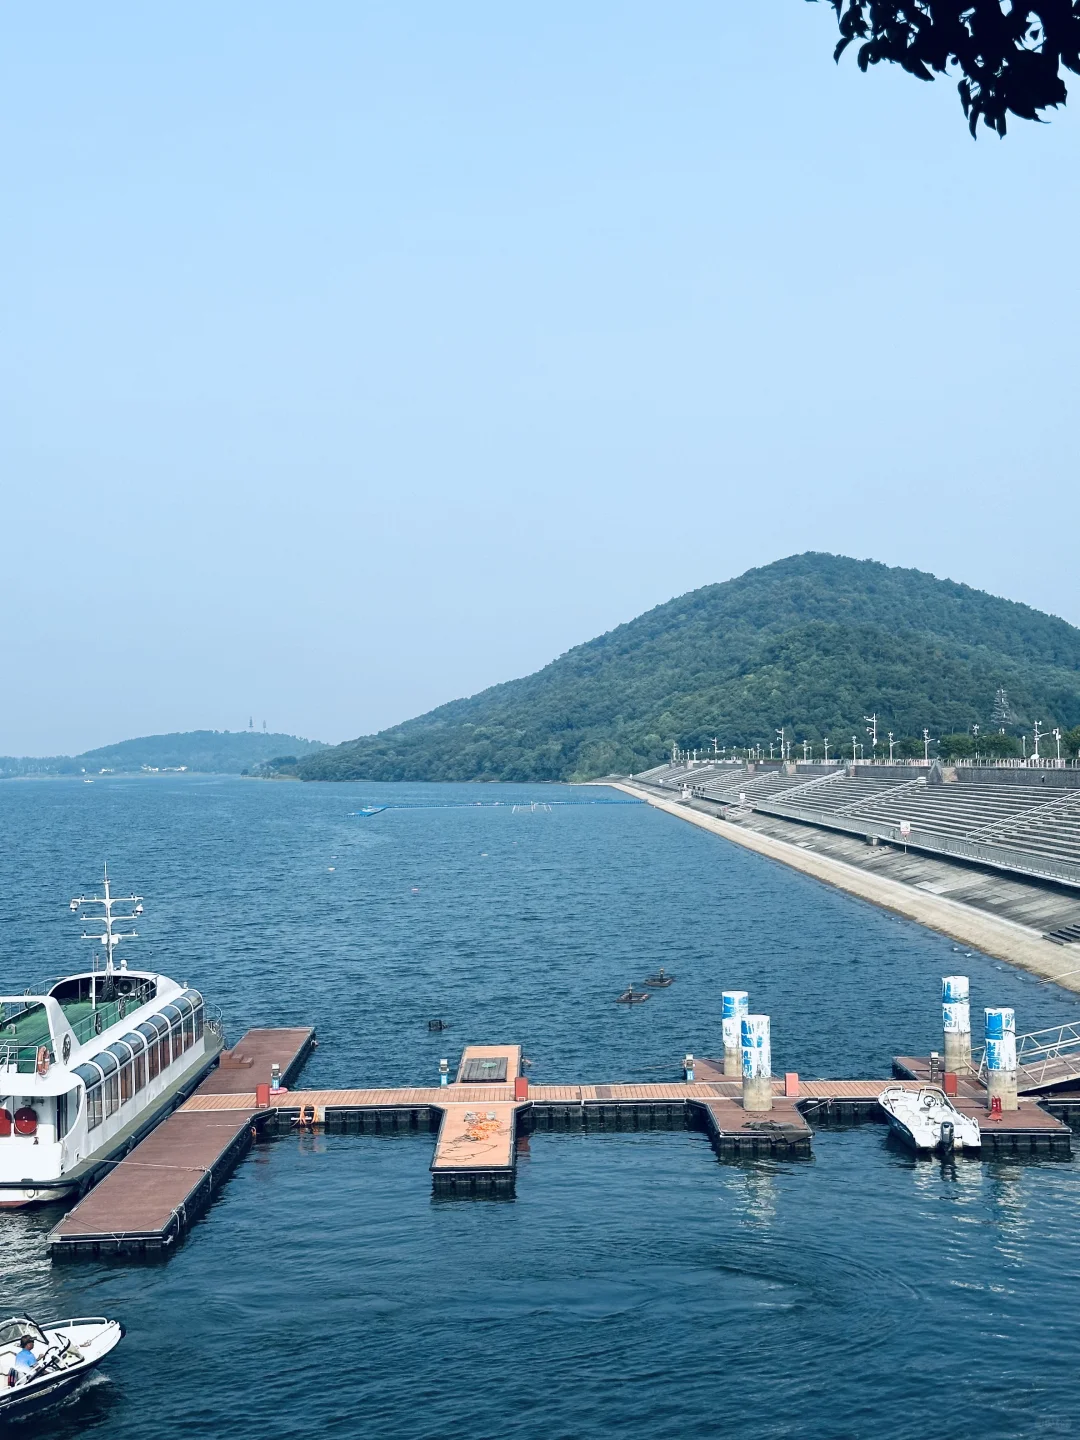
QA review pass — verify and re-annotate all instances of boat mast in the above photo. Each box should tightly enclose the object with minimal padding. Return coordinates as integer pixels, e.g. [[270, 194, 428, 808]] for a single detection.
[[70, 864, 144, 1002]]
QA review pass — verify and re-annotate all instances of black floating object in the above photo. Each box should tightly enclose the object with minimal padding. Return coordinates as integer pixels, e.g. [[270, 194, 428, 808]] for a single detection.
[[428, 1018, 448, 1032], [616, 985, 650, 1004], [643, 968, 675, 988]]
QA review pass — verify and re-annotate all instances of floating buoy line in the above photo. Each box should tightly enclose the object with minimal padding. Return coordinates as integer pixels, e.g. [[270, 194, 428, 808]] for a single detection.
[[350, 799, 645, 817]]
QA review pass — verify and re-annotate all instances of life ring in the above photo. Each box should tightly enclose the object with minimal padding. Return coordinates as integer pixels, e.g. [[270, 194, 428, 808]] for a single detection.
[[36, 1045, 50, 1077], [14, 1106, 38, 1137]]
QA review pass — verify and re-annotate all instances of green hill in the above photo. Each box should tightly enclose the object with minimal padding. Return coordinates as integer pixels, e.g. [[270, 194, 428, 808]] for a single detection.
[[0, 730, 326, 778], [300, 554, 1080, 783]]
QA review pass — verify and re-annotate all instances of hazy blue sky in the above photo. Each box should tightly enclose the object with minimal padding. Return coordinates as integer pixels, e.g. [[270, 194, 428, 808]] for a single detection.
[[3, 3, 1078, 754]]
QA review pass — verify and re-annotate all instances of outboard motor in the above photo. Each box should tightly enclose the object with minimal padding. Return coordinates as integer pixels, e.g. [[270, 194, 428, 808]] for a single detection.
[[940, 1120, 955, 1154]]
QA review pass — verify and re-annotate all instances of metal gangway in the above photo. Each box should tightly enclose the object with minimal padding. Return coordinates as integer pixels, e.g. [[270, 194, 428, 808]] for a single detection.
[[975, 1021, 1080, 1093]]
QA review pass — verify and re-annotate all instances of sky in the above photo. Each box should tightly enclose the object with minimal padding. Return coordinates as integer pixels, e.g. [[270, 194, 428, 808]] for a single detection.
[[3, 3, 1078, 755]]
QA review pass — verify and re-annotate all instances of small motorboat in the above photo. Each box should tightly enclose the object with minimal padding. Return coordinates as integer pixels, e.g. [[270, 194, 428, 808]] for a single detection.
[[878, 1085, 981, 1155], [616, 985, 650, 1004], [643, 968, 675, 988], [1, 1314, 124, 1418]]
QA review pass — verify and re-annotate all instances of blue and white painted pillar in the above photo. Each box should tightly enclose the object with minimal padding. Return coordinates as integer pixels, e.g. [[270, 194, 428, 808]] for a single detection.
[[684, 1053, 695, 1084], [985, 1007, 1018, 1111], [942, 976, 971, 1074], [722, 991, 749, 1076], [439, 1058, 449, 1088], [741, 1014, 773, 1112]]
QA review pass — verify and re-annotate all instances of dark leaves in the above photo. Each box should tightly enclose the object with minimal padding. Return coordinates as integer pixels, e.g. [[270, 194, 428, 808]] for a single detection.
[[816, 2, 1080, 135]]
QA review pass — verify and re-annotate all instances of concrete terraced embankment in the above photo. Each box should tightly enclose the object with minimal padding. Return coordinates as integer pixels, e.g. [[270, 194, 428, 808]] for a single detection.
[[615, 782, 1080, 997]]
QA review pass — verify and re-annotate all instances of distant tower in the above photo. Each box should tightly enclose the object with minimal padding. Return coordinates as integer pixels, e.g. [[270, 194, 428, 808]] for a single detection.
[[249, 716, 254, 730], [262, 719, 267, 731], [991, 687, 1015, 734]]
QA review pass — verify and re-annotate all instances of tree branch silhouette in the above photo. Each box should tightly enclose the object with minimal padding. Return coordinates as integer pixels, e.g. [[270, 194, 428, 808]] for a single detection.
[[819, 2, 1080, 135]]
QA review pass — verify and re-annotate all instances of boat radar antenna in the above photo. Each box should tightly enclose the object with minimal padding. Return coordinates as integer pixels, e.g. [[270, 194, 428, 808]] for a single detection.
[[69, 863, 144, 979]]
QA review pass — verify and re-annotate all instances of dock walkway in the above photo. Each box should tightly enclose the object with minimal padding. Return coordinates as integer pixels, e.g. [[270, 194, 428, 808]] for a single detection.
[[48, 1027, 315, 1259], [46, 1034, 1074, 1261]]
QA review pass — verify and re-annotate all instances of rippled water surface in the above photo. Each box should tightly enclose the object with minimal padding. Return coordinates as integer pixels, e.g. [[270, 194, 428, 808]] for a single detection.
[[3, 777, 1080, 1439]]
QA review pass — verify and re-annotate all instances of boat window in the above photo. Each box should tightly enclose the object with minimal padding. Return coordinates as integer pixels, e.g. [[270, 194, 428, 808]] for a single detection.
[[159, 1004, 181, 1025], [193, 1003, 204, 1043], [119, 1060, 133, 1103], [174, 995, 193, 1020], [73, 1062, 104, 1130], [0, 1320, 45, 1347], [121, 1030, 146, 1055], [145, 1036, 159, 1081], [125, 1039, 146, 1091], [103, 1072, 119, 1118], [107, 1041, 133, 1066], [56, 1089, 74, 1140], [85, 1083, 102, 1130], [182, 1011, 195, 1049], [159, 1028, 172, 1069], [91, 1049, 118, 1077], [170, 1019, 184, 1058]]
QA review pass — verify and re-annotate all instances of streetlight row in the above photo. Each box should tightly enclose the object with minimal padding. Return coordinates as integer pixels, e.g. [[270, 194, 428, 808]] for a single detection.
[[669, 718, 1066, 766]]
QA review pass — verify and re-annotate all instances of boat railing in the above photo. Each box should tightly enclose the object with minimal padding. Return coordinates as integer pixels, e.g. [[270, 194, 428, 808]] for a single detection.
[[0, 1041, 54, 1075], [65, 980, 158, 1047], [204, 1003, 225, 1040], [974, 1020, 1080, 1084]]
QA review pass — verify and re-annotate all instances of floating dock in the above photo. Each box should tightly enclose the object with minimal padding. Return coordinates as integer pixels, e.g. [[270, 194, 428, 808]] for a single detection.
[[45, 1030, 1076, 1260], [48, 1027, 315, 1259]]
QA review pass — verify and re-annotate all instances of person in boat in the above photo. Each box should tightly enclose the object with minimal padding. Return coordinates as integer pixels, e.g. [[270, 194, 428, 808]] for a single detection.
[[13, 1336, 38, 1381]]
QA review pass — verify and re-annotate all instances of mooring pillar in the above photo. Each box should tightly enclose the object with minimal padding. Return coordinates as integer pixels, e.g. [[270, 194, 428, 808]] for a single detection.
[[722, 991, 749, 1076], [985, 1007, 1018, 1112], [942, 975, 971, 1075], [741, 1014, 772, 1112], [439, 1058, 449, 1087], [684, 1053, 695, 1083]]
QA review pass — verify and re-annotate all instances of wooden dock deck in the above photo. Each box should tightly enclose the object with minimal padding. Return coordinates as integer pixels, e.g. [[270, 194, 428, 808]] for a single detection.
[[45, 1033, 1074, 1261], [48, 1027, 315, 1259]]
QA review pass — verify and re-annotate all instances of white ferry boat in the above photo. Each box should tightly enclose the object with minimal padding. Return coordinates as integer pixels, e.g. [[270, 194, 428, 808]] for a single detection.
[[0, 868, 224, 1208]]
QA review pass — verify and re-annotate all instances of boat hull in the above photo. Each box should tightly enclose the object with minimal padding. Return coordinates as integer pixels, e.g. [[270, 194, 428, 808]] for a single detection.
[[0, 1318, 123, 1418], [0, 1038, 223, 1209]]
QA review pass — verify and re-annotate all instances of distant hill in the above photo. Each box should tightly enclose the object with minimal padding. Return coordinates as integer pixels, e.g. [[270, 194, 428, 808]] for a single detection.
[[0, 730, 326, 779], [299, 553, 1080, 783]]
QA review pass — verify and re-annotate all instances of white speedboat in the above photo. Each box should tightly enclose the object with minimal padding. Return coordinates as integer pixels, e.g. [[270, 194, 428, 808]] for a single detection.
[[0, 866, 224, 1207], [1, 1314, 123, 1418], [878, 1084, 981, 1154]]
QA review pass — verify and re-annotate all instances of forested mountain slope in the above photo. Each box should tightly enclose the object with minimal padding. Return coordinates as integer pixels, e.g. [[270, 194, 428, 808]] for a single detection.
[[301, 554, 1080, 782]]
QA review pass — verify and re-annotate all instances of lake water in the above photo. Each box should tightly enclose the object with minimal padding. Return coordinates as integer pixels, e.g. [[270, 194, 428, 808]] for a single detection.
[[3, 776, 1080, 1439]]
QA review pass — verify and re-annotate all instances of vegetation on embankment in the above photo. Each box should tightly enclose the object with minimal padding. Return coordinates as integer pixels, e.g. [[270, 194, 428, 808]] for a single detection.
[[299, 553, 1080, 784]]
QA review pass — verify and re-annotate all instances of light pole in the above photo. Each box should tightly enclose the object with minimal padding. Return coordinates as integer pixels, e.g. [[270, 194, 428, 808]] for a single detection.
[[851, 736, 858, 764], [776, 726, 786, 762], [923, 729, 931, 763], [802, 739, 810, 762], [972, 723, 980, 760], [1054, 727, 1062, 762], [823, 737, 830, 764], [1033, 720, 1043, 761], [863, 713, 878, 758], [888, 731, 895, 762]]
